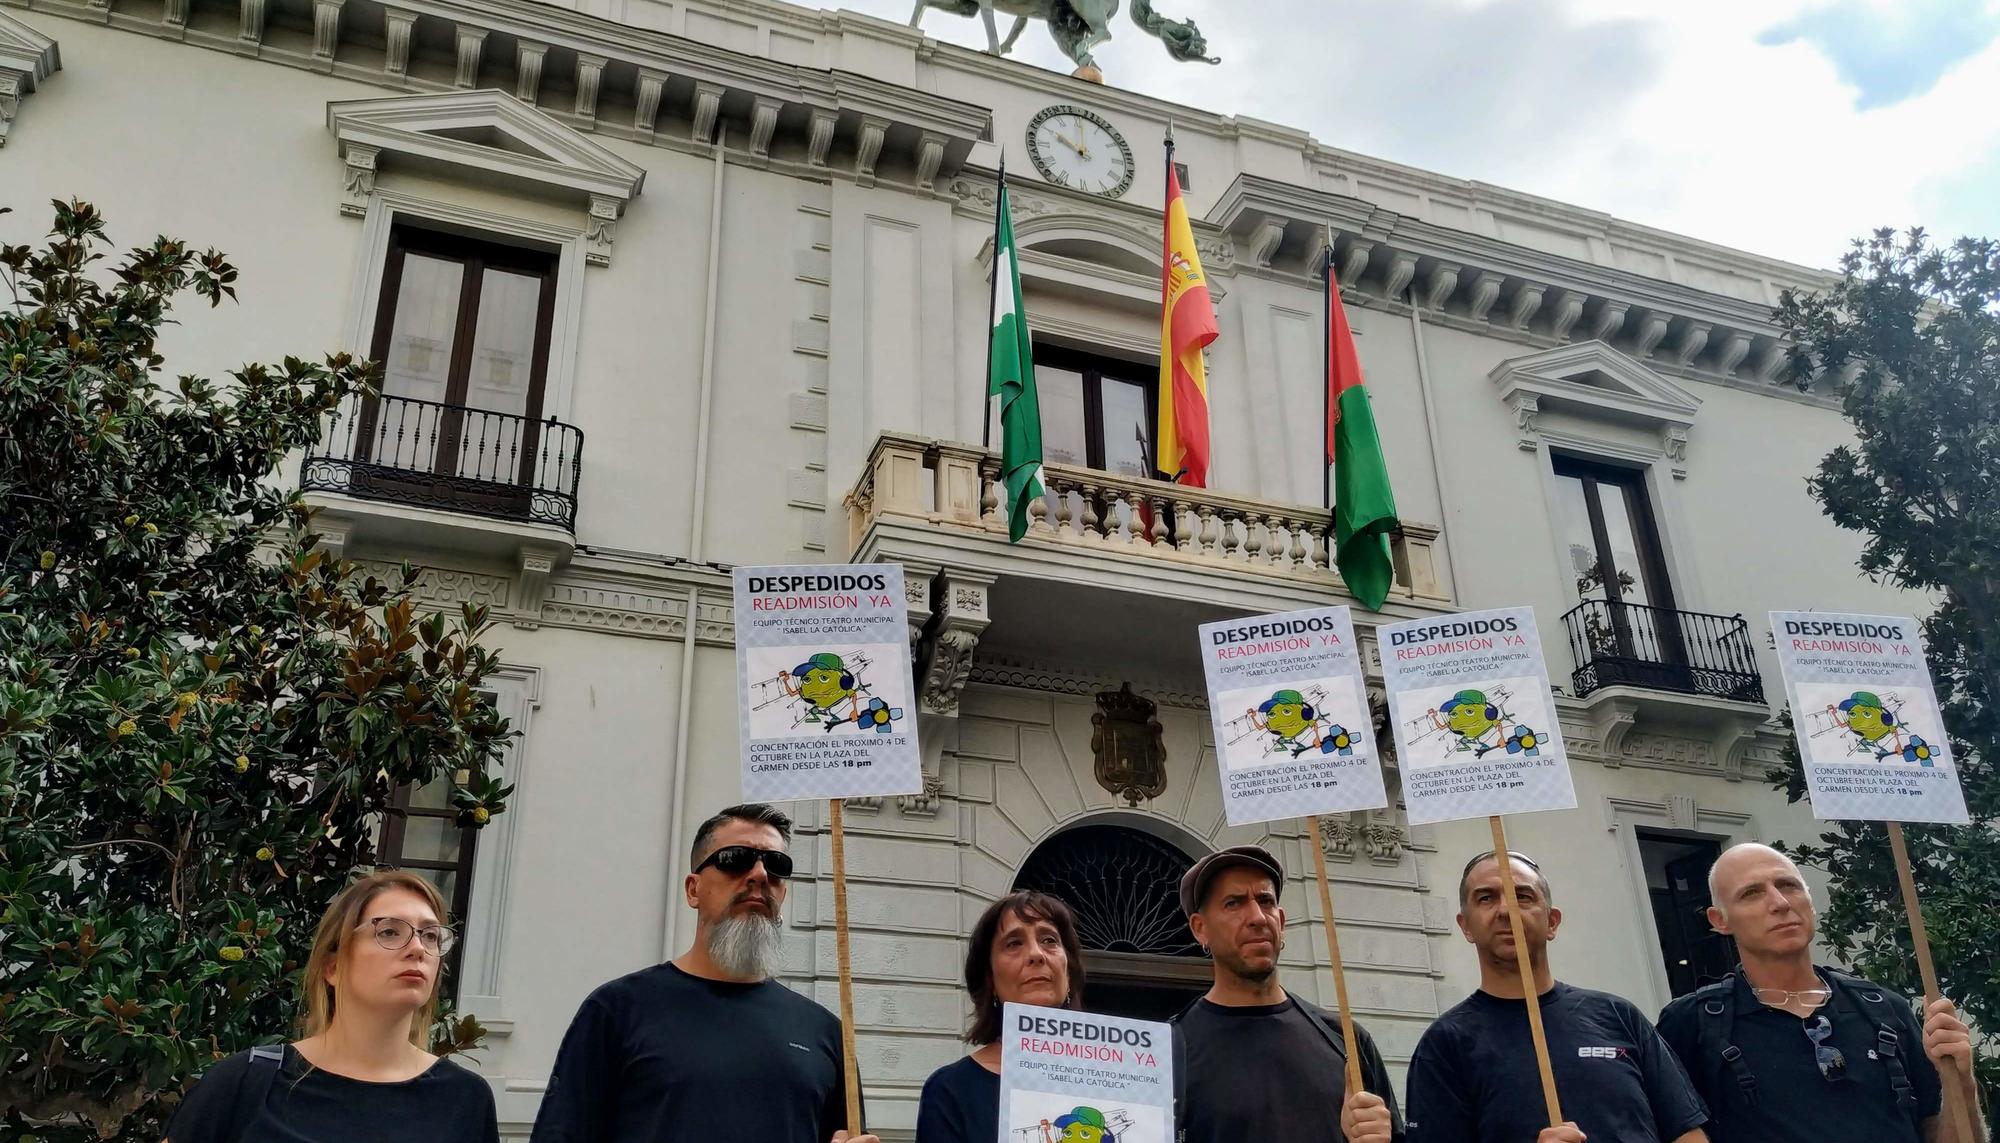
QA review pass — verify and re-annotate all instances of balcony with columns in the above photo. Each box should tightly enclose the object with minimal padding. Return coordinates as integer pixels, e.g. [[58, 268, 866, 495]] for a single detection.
[[846, 432, 1451, 626]]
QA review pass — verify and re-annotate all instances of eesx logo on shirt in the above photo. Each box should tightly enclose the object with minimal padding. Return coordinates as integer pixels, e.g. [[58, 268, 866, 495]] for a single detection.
[[1577, 1046, 1631, 1060]]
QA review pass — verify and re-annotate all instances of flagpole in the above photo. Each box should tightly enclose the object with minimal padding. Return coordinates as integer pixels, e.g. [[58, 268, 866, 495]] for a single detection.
[[1322, 240, 1335, 514], [982, 154, 1006, 450], [1160, 124, 1171, 484]]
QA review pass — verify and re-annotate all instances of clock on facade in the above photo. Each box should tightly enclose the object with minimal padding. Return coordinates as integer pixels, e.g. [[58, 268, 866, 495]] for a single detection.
[[1026, 104, 1135, 198]]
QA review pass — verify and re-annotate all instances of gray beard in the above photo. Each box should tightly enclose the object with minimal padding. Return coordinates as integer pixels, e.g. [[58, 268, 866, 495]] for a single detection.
[[707, 912, 784, 980]]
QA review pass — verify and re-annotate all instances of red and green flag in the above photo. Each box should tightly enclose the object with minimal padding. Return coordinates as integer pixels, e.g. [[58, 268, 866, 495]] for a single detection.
[[1325, 260, 1400, 610]]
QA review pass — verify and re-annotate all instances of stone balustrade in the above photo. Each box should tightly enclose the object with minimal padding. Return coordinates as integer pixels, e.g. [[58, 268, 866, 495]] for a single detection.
[[847, 432, 1449, 606]]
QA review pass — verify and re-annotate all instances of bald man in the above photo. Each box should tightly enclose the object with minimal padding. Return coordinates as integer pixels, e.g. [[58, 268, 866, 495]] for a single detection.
[[1656, 842, 1985, 1143]]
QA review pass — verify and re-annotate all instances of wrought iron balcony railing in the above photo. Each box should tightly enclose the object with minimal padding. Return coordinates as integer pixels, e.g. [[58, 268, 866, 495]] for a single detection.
[[1560, 598, 1764, 704], [302, 392, 582, 530]]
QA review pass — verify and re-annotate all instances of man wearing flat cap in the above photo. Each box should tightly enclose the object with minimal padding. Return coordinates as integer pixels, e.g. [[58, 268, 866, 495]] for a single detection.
[[1170, 845, 1404, 1143]]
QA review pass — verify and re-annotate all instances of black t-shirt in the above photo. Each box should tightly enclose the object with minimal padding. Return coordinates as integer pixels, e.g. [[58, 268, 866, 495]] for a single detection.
[[916, 1053, 1001, 1143], [530, 962, 857, 1143], [1407, 983, 1707, 1143], [1175, 995, 1405, 1143], [1656, 970, 1941, 1143], [165, 1045, 497, 1143]]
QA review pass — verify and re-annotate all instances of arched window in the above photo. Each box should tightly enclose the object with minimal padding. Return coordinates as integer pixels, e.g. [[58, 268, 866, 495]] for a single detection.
[[1015, 823, 1209, 1022]]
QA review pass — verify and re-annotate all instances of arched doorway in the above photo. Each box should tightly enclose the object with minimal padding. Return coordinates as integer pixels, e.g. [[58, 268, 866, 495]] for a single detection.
[[1014, 822, 1210, 1022]]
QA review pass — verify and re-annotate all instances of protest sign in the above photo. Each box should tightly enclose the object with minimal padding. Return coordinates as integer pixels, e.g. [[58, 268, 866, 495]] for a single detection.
[[733, 562, 924, 1137], [999, 1004, 1173, 1143], [733, 563, 922, 803], [1377, 606, 1575, 827], [1770, 610, 1968, 825], [1195, 604, 1383, 1092], [1771, 609, 1976, 1142], [1199, 606, 1387, 827], [1378, 605, 1574, 1123]]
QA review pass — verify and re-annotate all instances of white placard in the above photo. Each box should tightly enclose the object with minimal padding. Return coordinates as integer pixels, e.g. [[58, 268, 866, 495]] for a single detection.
[[1198, 606, 1388, 827], [1770, 611, 1968, 824], [732, 564, 922, 802], [1378, 606, 1576, 826], [999, 1003, 1173, 1143]]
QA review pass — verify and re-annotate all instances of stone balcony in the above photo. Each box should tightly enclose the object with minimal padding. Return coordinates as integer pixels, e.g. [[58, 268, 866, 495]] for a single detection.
[[844, 432, 1452, 619]]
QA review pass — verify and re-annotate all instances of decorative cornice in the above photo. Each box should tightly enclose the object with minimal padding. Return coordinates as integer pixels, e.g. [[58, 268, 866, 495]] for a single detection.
[[967, 653, 1206, 709], [326, 88, 643, 259], [1490, 340, 1702, 448], [349, 551, 739, 645], [0, 10, 59, 147], [1206, 172, 1824, 394], [12, 0, 989, 195]]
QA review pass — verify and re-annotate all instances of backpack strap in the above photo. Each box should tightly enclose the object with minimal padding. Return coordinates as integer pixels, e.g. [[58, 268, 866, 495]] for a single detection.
[[226, 1044, 287, 1143], [1286, 994, 1351, 1067], [1691, 975, 1758, 1109], [1823, 970, 1921, 1120], [1169, 997, 1201, 1143]]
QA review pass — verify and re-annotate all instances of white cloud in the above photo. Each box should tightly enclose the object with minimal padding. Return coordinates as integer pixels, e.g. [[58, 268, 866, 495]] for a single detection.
[[811, 0, 2000, 268]]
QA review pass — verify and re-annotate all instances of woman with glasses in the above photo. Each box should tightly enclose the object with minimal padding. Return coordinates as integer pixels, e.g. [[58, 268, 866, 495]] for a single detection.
[[166, 869, 499, 1143], [916, 889, 1088, 1143]]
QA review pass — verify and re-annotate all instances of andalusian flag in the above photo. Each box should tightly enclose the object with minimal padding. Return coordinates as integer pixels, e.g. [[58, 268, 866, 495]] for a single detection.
[[1156, 148, 1218, 487], [1325, 260, 1400, 610], [987, 170, 1043, 543]]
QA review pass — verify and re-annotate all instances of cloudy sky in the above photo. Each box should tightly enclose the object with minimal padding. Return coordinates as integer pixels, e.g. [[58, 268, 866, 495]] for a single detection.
[[803, 0, 2000, 270]]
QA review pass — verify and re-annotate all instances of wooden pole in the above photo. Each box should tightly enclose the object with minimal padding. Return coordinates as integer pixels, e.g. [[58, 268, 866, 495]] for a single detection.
[[1887, 822, 1978, 1143], [1305, 816, 1366, 1096], [1488, 815, 1563, 1126], [830, 798, 863, 1138]]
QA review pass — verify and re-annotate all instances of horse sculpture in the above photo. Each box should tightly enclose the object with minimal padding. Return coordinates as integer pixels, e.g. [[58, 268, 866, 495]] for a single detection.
[[909, 0, 1218, 82]]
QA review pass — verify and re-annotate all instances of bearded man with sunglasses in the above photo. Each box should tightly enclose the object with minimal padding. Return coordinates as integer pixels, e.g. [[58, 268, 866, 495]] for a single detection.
[[532, 803, 877, 1143], [1657, 842, 1984, 1143]]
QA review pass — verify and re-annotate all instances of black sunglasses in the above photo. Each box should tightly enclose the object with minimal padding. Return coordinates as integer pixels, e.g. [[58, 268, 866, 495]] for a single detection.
[[696, 845, 793, 881]]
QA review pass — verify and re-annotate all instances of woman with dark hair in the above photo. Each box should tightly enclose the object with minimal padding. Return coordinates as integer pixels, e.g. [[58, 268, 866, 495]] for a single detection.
[[916, 889, 1088, 1143]]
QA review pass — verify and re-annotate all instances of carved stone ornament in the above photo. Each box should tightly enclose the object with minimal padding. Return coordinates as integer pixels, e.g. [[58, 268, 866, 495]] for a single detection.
[[1363, 820, 1409, 864], [1318, 813, 1357, 861], [1510, 392, 1541, 451], [585, 194, 619, 267], [339, 144, 378, 218], [921, 627, 981, 715], [898, 773, 944, 817], [1091, 683, 1168, 806]]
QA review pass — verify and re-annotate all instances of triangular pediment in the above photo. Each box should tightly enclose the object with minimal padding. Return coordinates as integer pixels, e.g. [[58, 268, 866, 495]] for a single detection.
[[326, 89, 644, 207], [0, 11, 61, 90], [1489, 339, 1700, 427]]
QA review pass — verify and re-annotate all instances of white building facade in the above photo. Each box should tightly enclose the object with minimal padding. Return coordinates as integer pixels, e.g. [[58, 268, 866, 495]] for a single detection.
[[0, 0, 1910, 1135]]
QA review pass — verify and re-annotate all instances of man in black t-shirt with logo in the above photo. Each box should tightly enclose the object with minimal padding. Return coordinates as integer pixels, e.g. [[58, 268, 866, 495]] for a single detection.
[[1406, 850, 1710, 1143], [1658, 842, 1984, 1143], [532, 803, 877, 1143], [1171, 844, 1404, 1143]]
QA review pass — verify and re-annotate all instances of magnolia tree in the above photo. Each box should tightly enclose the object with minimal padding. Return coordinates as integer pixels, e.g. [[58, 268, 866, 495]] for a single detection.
[[0, 201, 512, 1140], [1773, 227, 1999, 1106]]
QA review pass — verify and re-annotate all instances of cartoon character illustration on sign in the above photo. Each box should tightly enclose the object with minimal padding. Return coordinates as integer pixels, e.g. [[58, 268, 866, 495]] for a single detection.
[[1240, 688, 1355, 758], [1826, 690, 1936, 765], [1013, 1106, 1132, 1143], [768, 651, 905, 733], [1424, 688, 1544, 759]]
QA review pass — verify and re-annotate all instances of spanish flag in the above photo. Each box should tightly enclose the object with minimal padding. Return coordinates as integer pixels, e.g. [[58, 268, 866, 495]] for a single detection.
[[1155, 148, 1218, 487]]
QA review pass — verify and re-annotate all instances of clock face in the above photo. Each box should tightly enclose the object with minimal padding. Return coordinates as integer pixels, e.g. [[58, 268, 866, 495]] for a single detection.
[[1027, 105, 1135, 198]]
